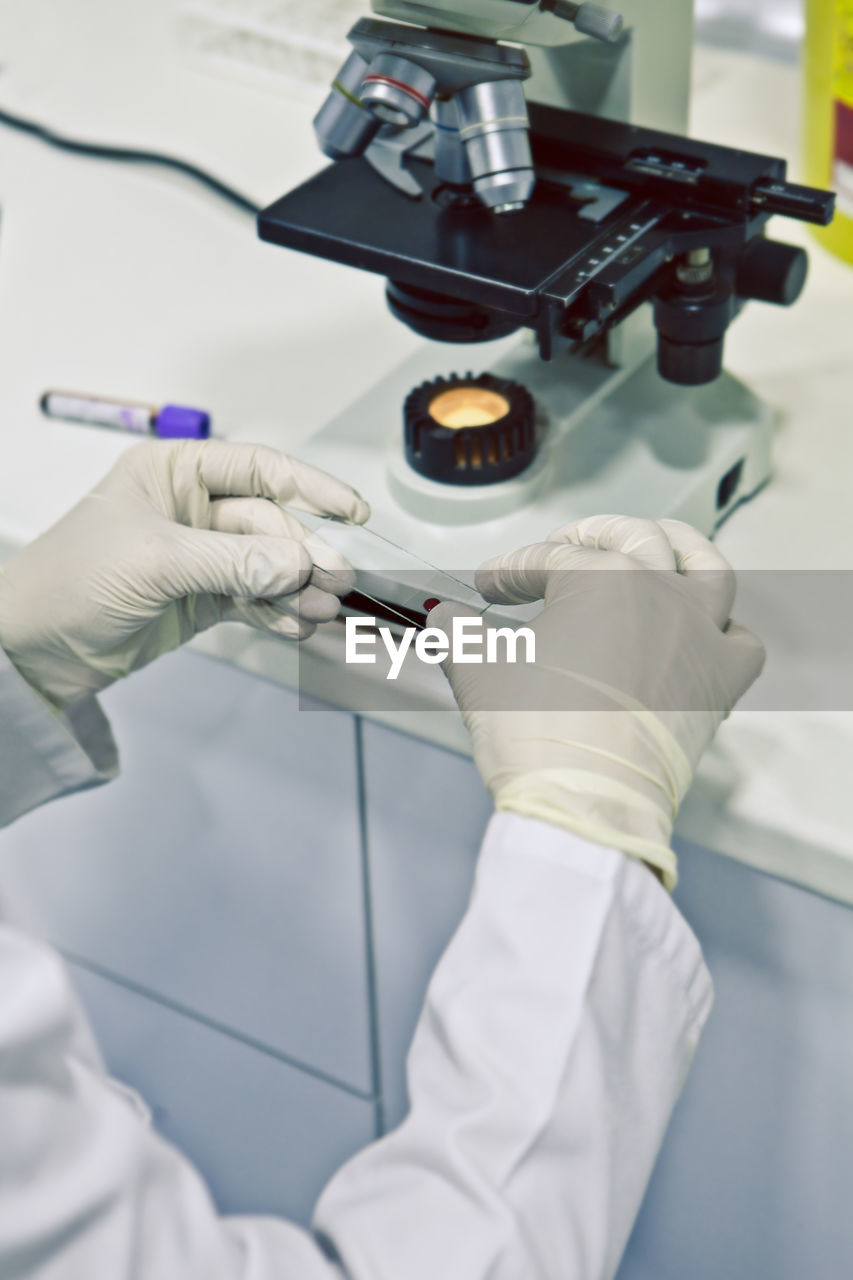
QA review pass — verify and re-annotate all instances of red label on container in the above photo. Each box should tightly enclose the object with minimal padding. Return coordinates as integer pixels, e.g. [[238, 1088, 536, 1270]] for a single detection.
[[834, 98, 853, 216]]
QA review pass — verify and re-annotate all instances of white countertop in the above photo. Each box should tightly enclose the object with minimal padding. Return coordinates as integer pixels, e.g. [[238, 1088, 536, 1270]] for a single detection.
[[0, 1, 851, 903]]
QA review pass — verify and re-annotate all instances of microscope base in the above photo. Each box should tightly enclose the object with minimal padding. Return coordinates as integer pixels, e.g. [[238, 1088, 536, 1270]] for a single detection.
[[298, 338, 775, 585]]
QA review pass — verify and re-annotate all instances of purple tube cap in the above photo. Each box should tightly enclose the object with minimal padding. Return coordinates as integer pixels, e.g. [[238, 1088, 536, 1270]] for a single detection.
[[154, 404, 211, 439]]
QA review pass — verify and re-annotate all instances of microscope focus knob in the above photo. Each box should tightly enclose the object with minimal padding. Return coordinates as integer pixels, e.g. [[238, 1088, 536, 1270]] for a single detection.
[[653, 282, 734, 387], [736, 238, 809, 307], [404, 373, 536, 486]]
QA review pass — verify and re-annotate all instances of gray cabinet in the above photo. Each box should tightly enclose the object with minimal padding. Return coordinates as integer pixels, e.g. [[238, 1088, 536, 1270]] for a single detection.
[[70, 962, 377, 1226], [361, 725, 853, 1278], [616, 836, 853, 1280], [359, 721, 492, 1130], [4, 667, 852, 1271], [0, 649, 373, 1093]]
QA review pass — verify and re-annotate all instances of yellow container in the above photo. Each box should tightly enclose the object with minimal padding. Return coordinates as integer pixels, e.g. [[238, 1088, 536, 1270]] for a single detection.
[[804, 0, 853, 263]]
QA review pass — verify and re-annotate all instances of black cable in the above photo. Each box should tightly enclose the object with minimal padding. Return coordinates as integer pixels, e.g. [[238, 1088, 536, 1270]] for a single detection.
[[0, 102, 261, 217]]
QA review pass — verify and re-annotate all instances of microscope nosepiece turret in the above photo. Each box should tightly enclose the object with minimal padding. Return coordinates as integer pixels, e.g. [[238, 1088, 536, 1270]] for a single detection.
[[315, 17, 536, 215]]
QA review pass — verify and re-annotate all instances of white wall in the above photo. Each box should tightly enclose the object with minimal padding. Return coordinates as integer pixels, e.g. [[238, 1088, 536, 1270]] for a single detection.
[[695, 0, 805, 60]]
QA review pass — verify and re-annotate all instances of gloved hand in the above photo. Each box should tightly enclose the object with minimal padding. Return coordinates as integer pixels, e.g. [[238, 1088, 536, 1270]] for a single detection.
[[430, 515, 765, 889], [0, 440, 369, 708]]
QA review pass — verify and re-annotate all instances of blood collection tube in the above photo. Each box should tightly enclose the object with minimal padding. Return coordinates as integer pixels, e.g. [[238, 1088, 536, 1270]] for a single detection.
[[40, 390, 211, 439]]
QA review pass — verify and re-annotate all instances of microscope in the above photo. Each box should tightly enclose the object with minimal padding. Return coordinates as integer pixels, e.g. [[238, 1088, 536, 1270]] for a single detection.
[[257, 0, 833, 628]]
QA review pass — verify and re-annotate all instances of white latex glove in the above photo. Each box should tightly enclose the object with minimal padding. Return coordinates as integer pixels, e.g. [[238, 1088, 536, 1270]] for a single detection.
[[430, 515, 765, 889], [0, 440, 369, 708]]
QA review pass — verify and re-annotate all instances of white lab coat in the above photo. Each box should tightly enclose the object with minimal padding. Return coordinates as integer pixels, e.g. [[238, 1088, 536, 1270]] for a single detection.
[[0, 647, 713, 1280]]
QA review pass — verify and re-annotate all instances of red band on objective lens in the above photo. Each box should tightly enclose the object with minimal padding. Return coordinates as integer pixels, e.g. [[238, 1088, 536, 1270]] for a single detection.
[[361, 74, 431, 111]]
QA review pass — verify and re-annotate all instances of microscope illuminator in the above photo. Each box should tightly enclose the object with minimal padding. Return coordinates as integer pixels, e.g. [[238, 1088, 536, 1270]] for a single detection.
[[404, 372, 537, 483]]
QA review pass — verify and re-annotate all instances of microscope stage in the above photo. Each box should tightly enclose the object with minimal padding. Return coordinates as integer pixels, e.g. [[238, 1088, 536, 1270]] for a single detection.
[[259, 151, 642, 323], [259, 103, 830, 364]]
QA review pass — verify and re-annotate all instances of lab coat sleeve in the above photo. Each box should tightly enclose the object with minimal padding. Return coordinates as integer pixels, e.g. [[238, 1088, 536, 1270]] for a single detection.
[[0, 808, 711, 1279], [312, 813, 714, 1280], [0, 646, 118, 827]]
